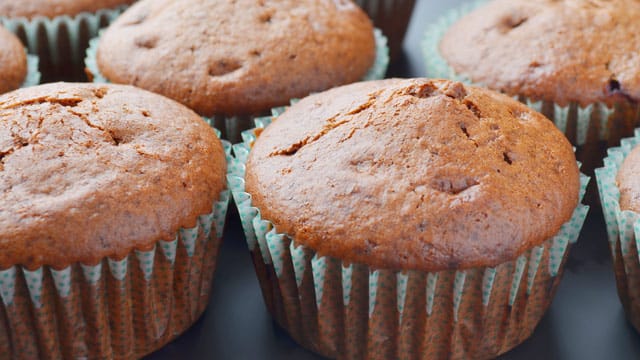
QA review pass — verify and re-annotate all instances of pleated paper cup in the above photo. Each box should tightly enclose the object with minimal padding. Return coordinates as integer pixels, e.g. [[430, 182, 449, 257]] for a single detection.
[[422, 0, 637, 173], [2, 6, 128, 81], [85, 28, 390, 143], [21, 54, 41, 88], [596, 129, 640, 333], [0, 141, 232, 360], [228, 120, 589, 360]]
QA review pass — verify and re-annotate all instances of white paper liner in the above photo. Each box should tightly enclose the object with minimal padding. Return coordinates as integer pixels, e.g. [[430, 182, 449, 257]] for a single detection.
[[0, 138, 232, 359], [85, 28, 390, 142], [596, 129, 640, 332], [21, 54, 41, 88], [1, 6, 127, 71], [422, 0, 625, 149], [228, 118, 589, 359]]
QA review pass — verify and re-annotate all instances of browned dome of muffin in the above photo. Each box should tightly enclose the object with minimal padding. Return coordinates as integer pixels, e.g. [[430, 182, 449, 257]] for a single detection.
[[96, 0, 376, 116], [0, 0, 135, 18], [0, 26, 27, 94], [440, 0, 640, 107], [246, 78, 580, 271], [0, 82, 226, 269]]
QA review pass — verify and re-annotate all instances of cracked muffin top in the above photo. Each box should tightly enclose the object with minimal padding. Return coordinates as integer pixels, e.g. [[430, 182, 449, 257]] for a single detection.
[[96, 0, 376, 117], [0, 26, 27, 95], [246, 78, 580, 271], [0, 0, 135, 18], [440, 0, 640, 107], [0, 83, 226, 269]]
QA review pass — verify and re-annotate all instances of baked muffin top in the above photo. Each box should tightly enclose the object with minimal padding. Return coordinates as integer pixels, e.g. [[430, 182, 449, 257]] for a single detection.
[[0, 26, 27, 95], [440, 0, 640, 107], [0, 0, 135, 18], [96, 0, 376, 116], [0, 83, 226, 270], [616, 146, 640, 213], [246, 78, 580, 271]]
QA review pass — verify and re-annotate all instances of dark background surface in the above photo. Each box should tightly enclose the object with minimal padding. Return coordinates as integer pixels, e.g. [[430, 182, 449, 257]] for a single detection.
[[148, 0, 640, 359]]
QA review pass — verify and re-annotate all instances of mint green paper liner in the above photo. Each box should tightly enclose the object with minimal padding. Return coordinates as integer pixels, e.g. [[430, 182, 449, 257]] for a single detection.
[[1, 6, 128, 81], [21, 54, 40, 89], [596, 129, 640, 332], [0, 139, 231, 359], [229, 119, 589, 359], [422, 0, 637, 168], [85, 28, 389, 143]]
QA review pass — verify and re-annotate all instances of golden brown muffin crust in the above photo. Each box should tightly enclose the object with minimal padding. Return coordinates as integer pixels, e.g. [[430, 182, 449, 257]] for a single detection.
[[616, 146, 640, 213], [0, 0, 135, 18], [96, 0, 376, 116], [0, 83, 226, 270], [440, 0, 640, 107], [0, 26, 27, 94], [246, 79, 580, 272]]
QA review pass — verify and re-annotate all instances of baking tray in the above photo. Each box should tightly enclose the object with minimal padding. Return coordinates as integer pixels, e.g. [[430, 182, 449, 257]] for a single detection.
[[147, 1, 640, 358]]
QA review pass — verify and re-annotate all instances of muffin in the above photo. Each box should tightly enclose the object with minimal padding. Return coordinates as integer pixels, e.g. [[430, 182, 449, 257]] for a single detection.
[[0, 25, 39, 93], [0, 82, 230, 359], [424, 0, 640, 170], [229, 78, 589, 359], [597, 132, 640, 334], [0, 0, 135, 81], [353, 0, 416, 62], [85, 0, 389, 142]]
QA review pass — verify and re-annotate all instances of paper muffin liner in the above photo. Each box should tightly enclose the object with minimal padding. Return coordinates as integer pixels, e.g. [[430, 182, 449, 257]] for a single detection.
[[422, 0, 637, 172], [0, 140, 232, 359], [353, 0, 416, 61], [1, 5, 128, 81], [596, 129, 640, 333], [228, 119, 589, 359], [85, 28, 390, 143], [21, 54, 41, 88]]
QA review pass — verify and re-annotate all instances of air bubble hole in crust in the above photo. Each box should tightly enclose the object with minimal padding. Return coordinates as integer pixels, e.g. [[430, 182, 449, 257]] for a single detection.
[[208, 59, 243, 77]]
